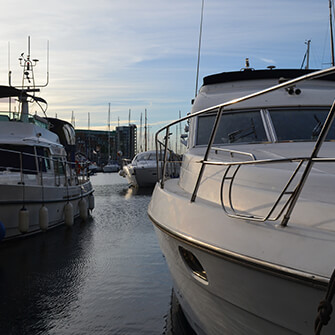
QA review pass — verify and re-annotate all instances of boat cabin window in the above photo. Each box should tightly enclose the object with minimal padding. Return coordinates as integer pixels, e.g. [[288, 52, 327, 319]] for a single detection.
[[196, 110, 268, 145], [269, 108, 335, 141], [0, 145, 49, 174], [134, 152, 165, 162], [136, 153, 156, 161], [53, 157, 65, 175]]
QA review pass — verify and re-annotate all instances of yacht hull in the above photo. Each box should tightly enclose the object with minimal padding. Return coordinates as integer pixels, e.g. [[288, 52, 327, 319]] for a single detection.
[[153, 225, 330, 335], [0, 181, 94, 240], [103, 164, 119, 173], [148, 182, 335, 335], [123, 165, 157, 188]]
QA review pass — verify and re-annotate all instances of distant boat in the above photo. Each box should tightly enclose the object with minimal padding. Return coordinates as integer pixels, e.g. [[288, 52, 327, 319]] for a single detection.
[[121, 150, 180, 188], [103, 161, 119, 173]]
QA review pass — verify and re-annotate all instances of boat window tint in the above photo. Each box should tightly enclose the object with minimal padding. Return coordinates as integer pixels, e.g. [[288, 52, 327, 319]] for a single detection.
[[0, 145, 38, 174], [36, 147, 48, 172], [197, 111, 267, 145], [138, 153, 150, 161], [54, 157, 65, 175], [269, 108, 335, 141]]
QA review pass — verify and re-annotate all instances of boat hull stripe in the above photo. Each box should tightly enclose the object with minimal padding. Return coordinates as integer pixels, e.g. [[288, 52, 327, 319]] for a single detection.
[[148, 213, 329, 289]]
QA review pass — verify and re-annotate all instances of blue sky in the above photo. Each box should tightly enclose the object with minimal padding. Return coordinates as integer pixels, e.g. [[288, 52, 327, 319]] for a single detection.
[[0, 0, 332, 134]]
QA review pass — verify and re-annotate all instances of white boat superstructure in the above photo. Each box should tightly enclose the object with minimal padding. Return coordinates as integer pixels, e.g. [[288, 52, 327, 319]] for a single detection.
[[148, 67, 335, 334], [0, 85, 94, 241]]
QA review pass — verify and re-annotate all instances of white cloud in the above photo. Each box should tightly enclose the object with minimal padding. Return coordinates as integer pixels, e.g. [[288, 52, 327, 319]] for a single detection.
[[0, 0, 332, 132]]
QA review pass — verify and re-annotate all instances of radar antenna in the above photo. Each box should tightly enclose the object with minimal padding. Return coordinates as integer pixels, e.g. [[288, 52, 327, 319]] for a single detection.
[[8, 36, 49, 91]]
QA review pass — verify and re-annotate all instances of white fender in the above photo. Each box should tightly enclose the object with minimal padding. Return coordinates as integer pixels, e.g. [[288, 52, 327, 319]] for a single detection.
[[19, 207, 29, 233], [39, 205, 49, 231], [64, 202, 74, 226]]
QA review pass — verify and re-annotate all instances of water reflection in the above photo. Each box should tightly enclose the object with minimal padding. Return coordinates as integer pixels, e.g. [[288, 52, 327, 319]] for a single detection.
[[0, 173, 191, 334], [0, 221, 94, 334], [124, 185, 154, 199], [164, 289, 196, 335]]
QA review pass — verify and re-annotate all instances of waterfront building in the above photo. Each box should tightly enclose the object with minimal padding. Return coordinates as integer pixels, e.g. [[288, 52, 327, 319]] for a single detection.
[[116, 124, 137, 160], [75, 124, 137, 165]]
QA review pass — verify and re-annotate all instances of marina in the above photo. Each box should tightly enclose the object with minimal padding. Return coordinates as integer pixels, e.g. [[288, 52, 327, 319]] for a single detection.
[[0, 173, 192, 334], [2, 1, 335, 334]]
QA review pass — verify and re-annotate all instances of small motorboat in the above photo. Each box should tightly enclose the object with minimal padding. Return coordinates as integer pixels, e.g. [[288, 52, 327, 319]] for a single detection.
[[121, 150, 180, 188]]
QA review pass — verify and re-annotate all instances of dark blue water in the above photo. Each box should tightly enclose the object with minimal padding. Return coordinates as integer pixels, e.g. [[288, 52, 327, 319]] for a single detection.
[[0, 173, 193, 335]]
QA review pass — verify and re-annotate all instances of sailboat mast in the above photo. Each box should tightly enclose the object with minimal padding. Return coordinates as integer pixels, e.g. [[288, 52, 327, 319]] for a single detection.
[[140, 112, 143, 152], [108, 103, 111, 160], [88, 112, 91, 159], [145, 108, 147, 151], [179, 110, 182, 153], [329, 0, 335, 66]]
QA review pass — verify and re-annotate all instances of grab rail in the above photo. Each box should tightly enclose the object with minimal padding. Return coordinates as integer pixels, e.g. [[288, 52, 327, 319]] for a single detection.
[[0, 147, 89, 187], [155, 66, 335, 227]]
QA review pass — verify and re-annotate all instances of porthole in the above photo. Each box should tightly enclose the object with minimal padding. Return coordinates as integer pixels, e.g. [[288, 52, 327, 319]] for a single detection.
[[179, 246, 208, 282]]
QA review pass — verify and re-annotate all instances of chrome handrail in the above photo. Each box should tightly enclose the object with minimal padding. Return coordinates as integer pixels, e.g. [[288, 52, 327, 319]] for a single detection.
[[211, 147, 256, 161], [155, 66, 335, 226], [0, 147, 89, 186]]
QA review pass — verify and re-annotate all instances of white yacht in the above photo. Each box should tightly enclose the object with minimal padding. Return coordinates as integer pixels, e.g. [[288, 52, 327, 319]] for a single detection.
[[0, 86, 94, 241], [122, 150, 180, 188], [148, 66, 335, 334]]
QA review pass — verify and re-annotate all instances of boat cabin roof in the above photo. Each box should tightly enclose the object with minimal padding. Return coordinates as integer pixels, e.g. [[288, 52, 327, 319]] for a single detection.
[[202, 69, 335, 86]]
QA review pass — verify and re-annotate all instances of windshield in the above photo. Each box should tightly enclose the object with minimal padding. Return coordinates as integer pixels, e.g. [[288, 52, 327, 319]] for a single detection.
[[196, 110, 268, 145], [196, 108, 335, 145], [269, 108, 335, 141]]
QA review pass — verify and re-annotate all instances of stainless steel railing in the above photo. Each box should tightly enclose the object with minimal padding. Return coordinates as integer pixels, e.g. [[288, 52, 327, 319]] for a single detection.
[[0, 147, 90, 187]]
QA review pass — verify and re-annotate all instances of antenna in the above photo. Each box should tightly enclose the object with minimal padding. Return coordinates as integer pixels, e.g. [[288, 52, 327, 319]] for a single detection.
[[195, 0, 204, 97], [300, 40, 311, 69], [329, 0, 335, 66], [9, 36, 49, 89]]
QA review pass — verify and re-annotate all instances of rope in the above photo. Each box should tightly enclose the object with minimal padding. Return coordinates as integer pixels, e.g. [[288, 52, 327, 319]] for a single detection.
[[315, 268, 335, 334]]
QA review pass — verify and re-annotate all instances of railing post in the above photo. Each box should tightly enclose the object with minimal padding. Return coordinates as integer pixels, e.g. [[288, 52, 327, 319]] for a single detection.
[[155, 133, 160, 186], [160, 127, 170, 189], [281, 100, 335, 226], [191, 106, 224, 202], [19, 152, 24, 184]]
